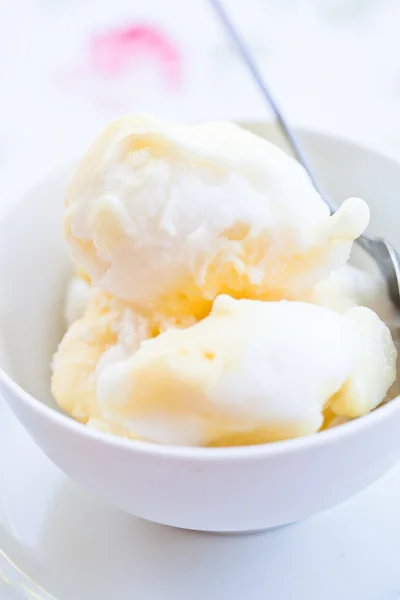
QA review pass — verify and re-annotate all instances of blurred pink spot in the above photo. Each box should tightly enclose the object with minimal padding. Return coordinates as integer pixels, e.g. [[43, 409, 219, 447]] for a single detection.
[[89, 24, 182, 88]]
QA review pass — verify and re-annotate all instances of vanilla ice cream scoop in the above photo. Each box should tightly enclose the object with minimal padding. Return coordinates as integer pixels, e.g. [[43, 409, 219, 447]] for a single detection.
[[52, 287, 198, 424], [311, 264, 397, 321], [52, 289, 152, 422], [94, 296, 396, 446], [65, 114, 369, 318]]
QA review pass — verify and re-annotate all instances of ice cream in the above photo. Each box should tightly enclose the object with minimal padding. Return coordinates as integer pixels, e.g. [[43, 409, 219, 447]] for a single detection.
[[54, 286, 197, 425], [64, 114, 369, 319], [52, 114, 397, 447], [96, 296, 396, 446], [53, 289, 150, 423], [64, 268, 91, 326], [312, 264, 397, 322]]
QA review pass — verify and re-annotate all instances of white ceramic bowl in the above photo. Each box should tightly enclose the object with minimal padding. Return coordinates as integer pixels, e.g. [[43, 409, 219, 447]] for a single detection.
[[1, 122, 400, 533]]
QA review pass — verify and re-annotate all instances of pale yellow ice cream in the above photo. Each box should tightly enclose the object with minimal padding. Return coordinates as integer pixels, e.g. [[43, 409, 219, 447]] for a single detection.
[[95, 296, 396, 446], [64, 114, 369, 320], [53, 293, 396, 446], [53, 289, 148, 423], [64, 270, 91, 326], [52, 114, 397, 447]]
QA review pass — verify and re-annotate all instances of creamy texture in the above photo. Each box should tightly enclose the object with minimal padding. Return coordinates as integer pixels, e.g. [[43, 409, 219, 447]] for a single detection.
[[53, 289, 150, 422], [57, 269, 398, 445], [64, 273, 91, 326], [55, 285, 199, 425], [65, 114, 369, 319], [52, 114, 397, 447], [312, 264, 396, 321], [54, 294, 396, 446], [99, 297, 360, 445], [312, 265, 400, 401]]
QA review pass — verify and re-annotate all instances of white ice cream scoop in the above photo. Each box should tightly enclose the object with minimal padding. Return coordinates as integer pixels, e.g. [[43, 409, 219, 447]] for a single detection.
[[64, 114, 369, 314]]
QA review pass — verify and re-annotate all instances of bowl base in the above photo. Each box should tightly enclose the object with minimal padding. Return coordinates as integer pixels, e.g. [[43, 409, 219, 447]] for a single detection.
[[177, 522, 295, 536]]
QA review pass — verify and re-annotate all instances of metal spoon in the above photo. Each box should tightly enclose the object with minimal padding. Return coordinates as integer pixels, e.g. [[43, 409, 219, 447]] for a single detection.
[[209, 0, 400, 308]]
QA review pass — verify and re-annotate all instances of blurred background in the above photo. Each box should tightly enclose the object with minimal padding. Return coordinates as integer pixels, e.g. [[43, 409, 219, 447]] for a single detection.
[[2, 0, 400, 204]]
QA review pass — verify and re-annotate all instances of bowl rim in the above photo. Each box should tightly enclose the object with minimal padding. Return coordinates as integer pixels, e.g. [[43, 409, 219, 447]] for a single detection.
[[1, 121, 400, 462]]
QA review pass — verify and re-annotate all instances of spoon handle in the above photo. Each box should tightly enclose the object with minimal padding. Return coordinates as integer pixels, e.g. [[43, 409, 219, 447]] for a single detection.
[[208, 0, 336, 213]]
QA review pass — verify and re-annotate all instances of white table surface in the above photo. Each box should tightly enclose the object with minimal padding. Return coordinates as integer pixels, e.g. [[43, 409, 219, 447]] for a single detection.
[[2, 1, 400, 598]]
